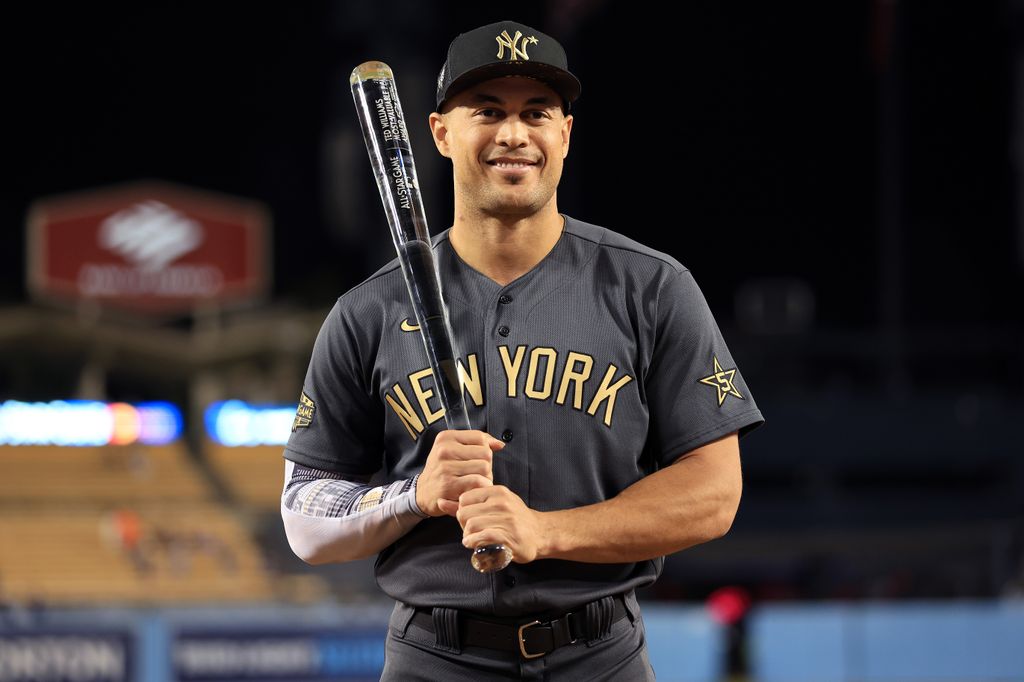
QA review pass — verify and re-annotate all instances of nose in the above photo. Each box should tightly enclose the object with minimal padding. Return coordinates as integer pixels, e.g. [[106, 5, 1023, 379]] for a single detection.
[[495, 116, 529, 149]]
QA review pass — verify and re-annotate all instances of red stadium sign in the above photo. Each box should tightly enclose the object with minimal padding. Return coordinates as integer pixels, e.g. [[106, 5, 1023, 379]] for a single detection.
[[27, 181, 270, 313]]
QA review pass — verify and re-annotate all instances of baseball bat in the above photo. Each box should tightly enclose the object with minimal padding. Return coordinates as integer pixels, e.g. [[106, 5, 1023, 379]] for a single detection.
[[349, 61, 513, 574]]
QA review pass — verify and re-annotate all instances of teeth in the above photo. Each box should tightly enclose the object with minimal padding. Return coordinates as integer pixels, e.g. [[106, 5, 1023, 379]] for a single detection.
[[494, 162, 531, 168]]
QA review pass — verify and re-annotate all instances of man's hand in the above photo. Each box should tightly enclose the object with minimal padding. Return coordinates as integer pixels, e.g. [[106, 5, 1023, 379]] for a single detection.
[[415, 430, 505, 517], [442, 485, 546, 565]]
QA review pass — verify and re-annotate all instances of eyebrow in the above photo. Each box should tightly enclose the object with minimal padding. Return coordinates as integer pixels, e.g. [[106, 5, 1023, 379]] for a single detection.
[[468, 92, 558, 107]]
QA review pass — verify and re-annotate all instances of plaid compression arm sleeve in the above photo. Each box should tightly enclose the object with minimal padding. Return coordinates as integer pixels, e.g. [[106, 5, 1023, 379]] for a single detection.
[[280, 459, 429, 564]]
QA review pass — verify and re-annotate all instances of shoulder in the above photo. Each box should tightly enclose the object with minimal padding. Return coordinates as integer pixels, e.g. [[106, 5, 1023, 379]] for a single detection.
[[318, 231, 454, 343], [562, 214, 690, 278], [561, 214, 696, 296]]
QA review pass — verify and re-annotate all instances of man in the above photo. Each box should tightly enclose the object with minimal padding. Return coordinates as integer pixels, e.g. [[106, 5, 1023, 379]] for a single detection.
[[281, 19, 765, 681]]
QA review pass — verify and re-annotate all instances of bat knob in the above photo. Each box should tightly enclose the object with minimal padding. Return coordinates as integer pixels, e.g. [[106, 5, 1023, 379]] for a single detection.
[[471, 544, 513, 573], [350, 61, 394, 85]]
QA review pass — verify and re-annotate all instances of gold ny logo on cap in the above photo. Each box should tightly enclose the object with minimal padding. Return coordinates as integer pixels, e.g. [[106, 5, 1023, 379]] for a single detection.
[[495, 30, 538, 61]]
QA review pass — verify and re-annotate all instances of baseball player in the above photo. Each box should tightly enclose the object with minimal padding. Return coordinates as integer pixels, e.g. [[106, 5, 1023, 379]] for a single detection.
[[281, 19, 765, 681]]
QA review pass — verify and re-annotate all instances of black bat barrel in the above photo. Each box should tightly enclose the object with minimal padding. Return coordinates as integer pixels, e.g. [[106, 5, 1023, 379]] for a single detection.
[[399, 238, 470, 430]]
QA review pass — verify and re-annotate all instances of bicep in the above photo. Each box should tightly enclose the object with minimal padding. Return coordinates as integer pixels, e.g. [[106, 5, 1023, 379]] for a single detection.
[[670, 431, 740, 466], [670, 431, 743, 502], [645, 269, 765, 468], [283, 299, 384, 475]]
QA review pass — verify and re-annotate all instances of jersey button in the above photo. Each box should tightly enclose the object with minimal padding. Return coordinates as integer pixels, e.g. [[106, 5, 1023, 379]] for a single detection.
[[504, 575, 517, 587], [498, 294, 513, 304], [497, 325, 510, 337], [501, 429, 513, 442]]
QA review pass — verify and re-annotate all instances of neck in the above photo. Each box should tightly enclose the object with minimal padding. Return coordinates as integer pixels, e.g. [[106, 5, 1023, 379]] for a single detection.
[[448, 204, 565, 287]]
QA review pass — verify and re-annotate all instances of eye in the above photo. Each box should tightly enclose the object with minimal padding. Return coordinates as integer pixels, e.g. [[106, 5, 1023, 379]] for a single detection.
[[527, 110, 549, 121], [478, 108, 501, 118]]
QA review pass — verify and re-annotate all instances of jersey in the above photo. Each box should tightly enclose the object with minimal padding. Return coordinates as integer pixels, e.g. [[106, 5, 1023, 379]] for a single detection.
[[283, 213, 765, 617]]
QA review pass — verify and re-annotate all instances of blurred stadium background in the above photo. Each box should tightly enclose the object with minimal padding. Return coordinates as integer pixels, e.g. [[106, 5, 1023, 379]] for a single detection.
[[2, 1, 1023, 681]]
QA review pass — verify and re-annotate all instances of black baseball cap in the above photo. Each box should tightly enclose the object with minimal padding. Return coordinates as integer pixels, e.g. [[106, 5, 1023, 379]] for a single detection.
[[436, 20, 582, 115]]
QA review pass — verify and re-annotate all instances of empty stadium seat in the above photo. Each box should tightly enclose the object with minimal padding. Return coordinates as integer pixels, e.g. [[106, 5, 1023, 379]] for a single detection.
[[0, 505, 275, 605], [204, 442, 286, 511]]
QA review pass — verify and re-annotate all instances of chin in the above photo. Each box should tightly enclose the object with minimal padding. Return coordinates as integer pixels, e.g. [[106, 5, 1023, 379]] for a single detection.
[[498, 188, 554, 210], [486, 206, 536, 220]]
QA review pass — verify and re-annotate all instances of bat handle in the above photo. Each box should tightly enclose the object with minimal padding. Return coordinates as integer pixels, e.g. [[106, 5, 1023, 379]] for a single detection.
[[434, 375, 513, 569], [440, 398, 513, 573], [471, 544, 514, 573]]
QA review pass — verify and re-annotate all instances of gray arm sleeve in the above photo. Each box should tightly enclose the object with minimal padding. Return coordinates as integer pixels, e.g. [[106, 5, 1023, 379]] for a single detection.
[[280, 459, 429, 565]]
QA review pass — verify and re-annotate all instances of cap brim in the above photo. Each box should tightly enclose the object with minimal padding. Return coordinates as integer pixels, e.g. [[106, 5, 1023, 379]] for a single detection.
[[439, 62, 581, 112]]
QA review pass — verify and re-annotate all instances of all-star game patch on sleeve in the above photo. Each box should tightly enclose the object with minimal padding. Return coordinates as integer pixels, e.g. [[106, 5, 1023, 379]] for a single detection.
[[644, 268, 765, 468], [292, 391, 316, 431], [284, 297, 384, 477]]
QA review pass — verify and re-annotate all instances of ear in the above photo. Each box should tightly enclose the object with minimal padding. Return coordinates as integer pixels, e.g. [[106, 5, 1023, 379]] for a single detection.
[[561, 114, 573, 159], [429, 112, 452, 159]]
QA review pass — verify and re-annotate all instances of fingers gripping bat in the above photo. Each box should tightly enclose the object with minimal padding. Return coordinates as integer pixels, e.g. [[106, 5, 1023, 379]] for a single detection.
[[350, 61, 513, 574]]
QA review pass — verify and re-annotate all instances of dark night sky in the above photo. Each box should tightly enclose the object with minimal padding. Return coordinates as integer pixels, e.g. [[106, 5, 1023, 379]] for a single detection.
[[4, 1, 1019, 332]]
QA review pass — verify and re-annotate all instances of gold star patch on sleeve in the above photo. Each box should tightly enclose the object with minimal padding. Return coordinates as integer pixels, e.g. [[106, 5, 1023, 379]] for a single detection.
[[698, 356, 745, 406]]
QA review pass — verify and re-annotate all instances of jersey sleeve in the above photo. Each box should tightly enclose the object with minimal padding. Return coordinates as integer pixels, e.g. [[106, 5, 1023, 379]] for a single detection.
[[283, 297, 384, 477], [645, 268, 765, 468]]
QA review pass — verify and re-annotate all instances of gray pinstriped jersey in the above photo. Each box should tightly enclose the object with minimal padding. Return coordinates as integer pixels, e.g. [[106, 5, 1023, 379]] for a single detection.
[[283, 213, 765, 617]]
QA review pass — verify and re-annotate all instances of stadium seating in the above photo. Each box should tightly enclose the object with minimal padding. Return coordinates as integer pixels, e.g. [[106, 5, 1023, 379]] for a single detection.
[[0, 444, 212, 503], [0, 444, 278, 605], [0, 506, 274, 604], [204, 443, 286, 511]]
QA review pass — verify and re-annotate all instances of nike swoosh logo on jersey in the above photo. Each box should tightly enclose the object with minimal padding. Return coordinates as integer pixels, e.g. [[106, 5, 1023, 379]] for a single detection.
[[401, 318, 420, 332]]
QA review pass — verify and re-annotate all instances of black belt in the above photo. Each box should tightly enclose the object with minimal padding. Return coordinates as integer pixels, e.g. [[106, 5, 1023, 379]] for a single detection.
[[409, 593, 629, 659]]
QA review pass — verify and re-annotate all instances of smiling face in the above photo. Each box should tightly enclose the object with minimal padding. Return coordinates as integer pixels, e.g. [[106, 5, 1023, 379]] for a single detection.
[[429, 75, 574, 220]]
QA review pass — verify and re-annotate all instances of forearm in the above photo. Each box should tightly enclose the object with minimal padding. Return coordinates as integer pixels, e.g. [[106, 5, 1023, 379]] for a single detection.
[[536, 451, 740, 563], [281, 460, 429, 565]]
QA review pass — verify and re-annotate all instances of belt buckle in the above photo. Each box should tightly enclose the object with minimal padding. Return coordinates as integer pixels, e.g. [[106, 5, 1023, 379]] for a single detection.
[[517, 620, 545, 659]]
